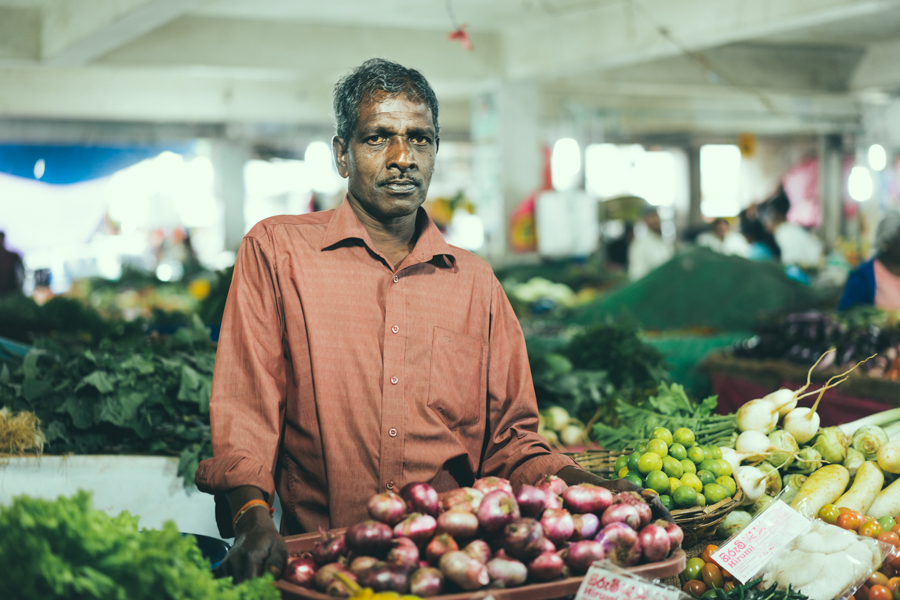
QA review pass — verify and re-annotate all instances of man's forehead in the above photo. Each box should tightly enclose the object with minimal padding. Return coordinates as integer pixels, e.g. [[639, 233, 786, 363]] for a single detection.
[[357, 92, 434, 129]]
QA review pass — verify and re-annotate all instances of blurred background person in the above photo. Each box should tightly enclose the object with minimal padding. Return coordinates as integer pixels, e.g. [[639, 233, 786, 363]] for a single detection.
[[839, 211, 900, 311], [605, 223, 634, 270], [628, 208, 673, 281], [762, 188, 823, 268], [696, 218, 750, 257], [739, 208, 781, 261], [0, 231, 24, 297]]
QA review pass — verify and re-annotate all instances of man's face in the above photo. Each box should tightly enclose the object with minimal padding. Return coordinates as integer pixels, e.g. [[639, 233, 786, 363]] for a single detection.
[[644, 212, 661, 234], [333, 91, 438, 221]]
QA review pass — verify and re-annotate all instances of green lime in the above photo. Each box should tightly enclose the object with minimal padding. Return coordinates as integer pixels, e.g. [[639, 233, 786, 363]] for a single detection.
[[681, 459, 697, 474], [674, 427, 696, 447], [708, 446, 723, 460], [625, 473, 644, 488], [699, 459, 719, 473], [638, 452, 663, 474], [669, 443, 687, 461], [687, 445, 706, 464], [635, 442, 649, 453], [711, 459, 733, 478], [663, 456, 684, 479], [651, 427, 674, 446], [696, 493, 706, 507], [683, 557, 706, 581], [680, 473, 703, 493], [716, 476, 737, 496], [617, 467, 629, 479], [704, 483, 729, 504], [646, 438, 669, 458], [697, 470, 716, 486], [626, 452, 642, 471], [673, 485, 698, 508], [669, 477, 683, 495], [614, 455, 628, 473], [659, 494, 674, 511], [645, 470, 670, 494]]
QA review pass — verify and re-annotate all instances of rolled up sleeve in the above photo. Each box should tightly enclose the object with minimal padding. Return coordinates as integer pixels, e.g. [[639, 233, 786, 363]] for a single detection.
[[479, 280, 577, 489], [195, 234, 287, 509]]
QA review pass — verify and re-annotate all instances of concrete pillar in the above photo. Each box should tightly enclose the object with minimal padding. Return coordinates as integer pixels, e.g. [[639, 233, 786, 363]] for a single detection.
[[687, 144, 704, 228], [471, 82, 542, 266], [212, 139, 248, 252], [818, 134, 843, 252]]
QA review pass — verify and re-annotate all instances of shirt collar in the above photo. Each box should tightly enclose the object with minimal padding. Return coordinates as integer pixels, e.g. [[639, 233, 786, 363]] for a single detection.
[[320, 198, 457, 269]]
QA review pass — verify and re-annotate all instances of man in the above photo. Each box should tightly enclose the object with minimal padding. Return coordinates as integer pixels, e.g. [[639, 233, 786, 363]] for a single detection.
[[627, 208, 674, 281], [197, 59, 667, 583], [763, 188, 822, 268], [0, 231, 24, 296], [696, 218, 749, 258]]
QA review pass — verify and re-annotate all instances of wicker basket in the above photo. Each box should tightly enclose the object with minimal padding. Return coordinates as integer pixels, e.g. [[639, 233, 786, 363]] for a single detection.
[[570, 449, 744, 548]]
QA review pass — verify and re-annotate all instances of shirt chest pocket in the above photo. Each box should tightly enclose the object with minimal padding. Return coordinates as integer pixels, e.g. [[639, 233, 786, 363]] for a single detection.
[[427, 326, 488, 429]]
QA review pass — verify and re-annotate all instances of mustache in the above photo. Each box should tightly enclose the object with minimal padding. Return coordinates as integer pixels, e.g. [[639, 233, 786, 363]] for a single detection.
[[379, 177, 421, 187]]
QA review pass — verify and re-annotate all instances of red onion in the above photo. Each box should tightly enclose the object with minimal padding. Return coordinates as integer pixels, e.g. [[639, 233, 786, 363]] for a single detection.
[[594, 522, 641, 567], [439, 551, 490, 591], [393, 513, 437, 546], [600, 504, 640, 530], [614, 492, 652, 528], [564, 540, 605, 574], [283, 556, 318, 588], [409, 567, 444, 597], [312, 528, 347, 565], [426, 533, 459, 565], [638, 523, 671, 562], [463, 540, 492, 564], [436, 508, 480, 539], [439, 487, 484, 513], [368, 492, 408, 526], [357, 562, 409, 593], [527, 551, 564, 582], [346, 520, 394, 558], [544, 493, 563, 511], [570, 513, 600, 541], [659, 520, 684, 553], [486, 556, 528, 587], [315, 563, 354, 593], [349, 556, 378, 578], [501, 518, 546, 562], [540, 508, 575, 546], [400, 482, 440, 517], [562, 484, 613, 515], [473, 476, 513, 496], [534, 474, 567, 497], [516, 485, 547, 519], [477, 490, 520, 533], [387, 537, 420, 573], [537, 537, 556, 554]]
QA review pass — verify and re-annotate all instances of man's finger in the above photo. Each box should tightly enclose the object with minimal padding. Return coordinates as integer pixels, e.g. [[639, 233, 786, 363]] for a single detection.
[[262, 545, 287, 580]]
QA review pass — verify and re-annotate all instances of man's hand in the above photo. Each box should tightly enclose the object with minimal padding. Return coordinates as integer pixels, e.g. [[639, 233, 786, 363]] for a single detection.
[[556, 465, 674, 523], [215, 487, 288, 583]]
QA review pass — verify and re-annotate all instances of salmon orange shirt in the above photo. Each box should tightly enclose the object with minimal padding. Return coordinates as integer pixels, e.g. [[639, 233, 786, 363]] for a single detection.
[[195, 200, 576, 535]]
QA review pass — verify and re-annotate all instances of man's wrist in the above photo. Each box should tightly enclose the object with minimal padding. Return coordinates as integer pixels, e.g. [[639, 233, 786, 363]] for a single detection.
[[234, 504, 277, 537]]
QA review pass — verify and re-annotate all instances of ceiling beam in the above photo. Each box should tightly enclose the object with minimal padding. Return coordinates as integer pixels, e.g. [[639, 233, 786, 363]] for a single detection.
[[504, 0, 900, 80], [42, 0, 208, 67], [0, 7, 41, 63], [851, 39, 900, 91]]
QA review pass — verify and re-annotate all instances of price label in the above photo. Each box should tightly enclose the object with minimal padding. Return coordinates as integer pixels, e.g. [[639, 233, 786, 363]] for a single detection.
[[712, 500, 810, 584], [575, 564, 683, 600]]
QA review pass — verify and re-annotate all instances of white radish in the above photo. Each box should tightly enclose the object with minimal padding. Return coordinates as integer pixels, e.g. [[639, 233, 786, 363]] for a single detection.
[[720, 447, 753, 472], [735, 465, 767, 506], [736, 431, 774, 462]]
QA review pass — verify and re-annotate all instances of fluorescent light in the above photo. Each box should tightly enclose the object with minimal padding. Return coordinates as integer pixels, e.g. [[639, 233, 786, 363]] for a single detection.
[[848, 166, 873, 202], [551, 138, 581, 191], [869, 144, 887, 171]]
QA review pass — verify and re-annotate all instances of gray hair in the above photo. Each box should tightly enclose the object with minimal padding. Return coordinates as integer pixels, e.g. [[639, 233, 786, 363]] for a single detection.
[[877, 211, 900, 250], [333, 58, 440, 146]]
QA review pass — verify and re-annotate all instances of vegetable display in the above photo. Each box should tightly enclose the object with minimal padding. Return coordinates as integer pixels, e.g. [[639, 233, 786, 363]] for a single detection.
[[281, 477, 682, 596], [0, 490, 279, 600]]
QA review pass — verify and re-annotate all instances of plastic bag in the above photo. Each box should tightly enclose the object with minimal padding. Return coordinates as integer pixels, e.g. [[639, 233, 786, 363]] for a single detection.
[[580, 560, 691, 600]]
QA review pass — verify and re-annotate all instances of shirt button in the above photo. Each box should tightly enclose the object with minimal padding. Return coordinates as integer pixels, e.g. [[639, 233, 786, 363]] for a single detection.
[[392, 275, 399, 283], [390, 376, 399, 385], [387, 481, 394, 490], [389, 428, 398, 437], [391, 325, 399, 334]]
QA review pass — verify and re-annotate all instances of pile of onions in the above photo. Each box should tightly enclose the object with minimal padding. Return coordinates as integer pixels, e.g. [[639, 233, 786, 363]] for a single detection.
[[280, 478, 682, 596]]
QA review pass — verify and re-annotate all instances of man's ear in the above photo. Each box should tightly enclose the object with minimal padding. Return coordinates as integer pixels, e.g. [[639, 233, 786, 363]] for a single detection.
[[332, 136, 349, 178], [435, 137, 440, 155]]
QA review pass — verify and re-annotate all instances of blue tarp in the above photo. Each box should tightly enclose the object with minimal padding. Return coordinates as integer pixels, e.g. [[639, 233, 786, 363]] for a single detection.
[[0, 143, 193, 184]]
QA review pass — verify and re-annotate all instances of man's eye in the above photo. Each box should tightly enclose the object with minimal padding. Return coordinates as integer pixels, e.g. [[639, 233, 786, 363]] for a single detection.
[[411, 137, 429, 144], [368, 136, 385, 144]]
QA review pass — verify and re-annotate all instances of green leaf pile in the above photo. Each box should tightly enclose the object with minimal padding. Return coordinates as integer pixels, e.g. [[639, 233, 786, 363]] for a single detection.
[[0, 316, 214, 484], [0, 490, 279, 600]]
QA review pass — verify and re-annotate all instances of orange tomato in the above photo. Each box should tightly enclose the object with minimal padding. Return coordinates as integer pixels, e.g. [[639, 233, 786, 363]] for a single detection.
[[839, 512, 863, 531], [869, 584, 892, 600], [890, 553, 900, 570], [861, 521, 886, 539], [891, 523, 900, 536], [887, 577, 900, 592], [881, 533, 900, 548], [859, 584, 870, 600], [721, 567, 734, 580], [885, 564, 897, 579], [702, 563, 724, 590], [839, 506, 854, 514], [870, 572, 890, 588], [701, 544, 719, 564], [683, 580, 707, 598], [723, 582, 735, 592]]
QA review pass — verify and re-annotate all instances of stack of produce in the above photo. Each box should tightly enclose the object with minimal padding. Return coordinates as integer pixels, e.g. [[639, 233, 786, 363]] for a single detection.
[[281, 477, 683, 596], [733, 308, 900, 379], [609, 426, 739, 512], [0, 491, 278, 600]]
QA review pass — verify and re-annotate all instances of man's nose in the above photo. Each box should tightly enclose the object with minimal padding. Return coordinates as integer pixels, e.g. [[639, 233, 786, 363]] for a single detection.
[[387, 137, 415, 172]]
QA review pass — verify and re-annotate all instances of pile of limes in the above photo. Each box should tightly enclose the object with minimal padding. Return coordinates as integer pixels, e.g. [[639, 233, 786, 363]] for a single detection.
[[612, 426, 738, 511]]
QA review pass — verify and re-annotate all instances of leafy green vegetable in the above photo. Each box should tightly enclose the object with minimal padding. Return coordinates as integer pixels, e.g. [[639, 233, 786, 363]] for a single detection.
[[561, 321, 667, 390], [0, 490, 279, 600], [592, 382, 736, 450], [0, 316, 214, 485]]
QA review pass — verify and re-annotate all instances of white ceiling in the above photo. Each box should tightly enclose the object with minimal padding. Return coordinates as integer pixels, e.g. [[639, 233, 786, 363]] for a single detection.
[[0, 0, 898, 137]]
